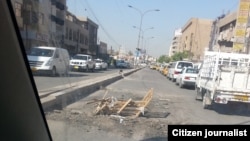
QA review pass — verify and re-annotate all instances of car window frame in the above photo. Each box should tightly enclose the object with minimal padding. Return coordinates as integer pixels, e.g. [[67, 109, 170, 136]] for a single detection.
[[1, 1, 52, 140]]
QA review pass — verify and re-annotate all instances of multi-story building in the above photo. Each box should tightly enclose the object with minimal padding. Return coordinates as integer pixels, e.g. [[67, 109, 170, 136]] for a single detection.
[[11, 0, 66, 51], [209, 12, 236, 53], [169, 28, 182, 57], [64, 11, 89, 56], [78, 17, 99, 56], [179, 18, 213, 61], [97, 41, 108, 60], [11, 0, 101, 58], [50, 0, 66, 47], [11, 0, 23, 29], [210, 9, 250, 54]]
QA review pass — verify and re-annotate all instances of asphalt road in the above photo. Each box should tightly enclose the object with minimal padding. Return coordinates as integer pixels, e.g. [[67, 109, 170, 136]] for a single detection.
[[33, 68, 128, 92], [45, 67, 250, 141]]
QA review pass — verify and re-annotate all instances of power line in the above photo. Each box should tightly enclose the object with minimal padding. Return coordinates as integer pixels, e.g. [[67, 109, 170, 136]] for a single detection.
[[83, 0, 121, 47]]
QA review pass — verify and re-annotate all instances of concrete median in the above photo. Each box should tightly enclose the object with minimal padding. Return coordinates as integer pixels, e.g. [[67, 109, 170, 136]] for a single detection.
[[40, 68, 140, 112]]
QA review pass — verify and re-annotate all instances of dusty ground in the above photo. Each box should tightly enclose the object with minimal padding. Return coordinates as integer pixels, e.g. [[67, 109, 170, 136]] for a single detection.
[[45, 88, 169, 140], [44, 68, 250, 141]]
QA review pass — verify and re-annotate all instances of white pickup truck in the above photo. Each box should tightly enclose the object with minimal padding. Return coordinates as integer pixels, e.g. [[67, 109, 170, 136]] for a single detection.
[[195, 51, 250, 109], [69, 54, 96, 72]]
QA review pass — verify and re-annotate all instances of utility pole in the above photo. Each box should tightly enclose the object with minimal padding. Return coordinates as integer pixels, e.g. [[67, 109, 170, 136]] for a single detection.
[[110, 46, 113, 56]]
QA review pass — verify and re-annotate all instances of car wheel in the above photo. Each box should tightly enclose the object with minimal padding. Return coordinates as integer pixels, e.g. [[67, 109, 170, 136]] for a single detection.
[[175, 79, 179, 85], [202, 91, 212, 109], [172, 77, 175, 82], [51, 66, 57, 77]]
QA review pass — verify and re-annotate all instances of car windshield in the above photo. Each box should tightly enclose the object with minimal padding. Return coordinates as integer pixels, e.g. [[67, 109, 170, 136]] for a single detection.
[[177, 62, 193, 69], [186, 68, 198, 74], [72, 55, 88, 60], [95, 60, 102, 63], [4, 0, 250, 141], [29, 48, 54, 57], [117, 60, 125, 63]]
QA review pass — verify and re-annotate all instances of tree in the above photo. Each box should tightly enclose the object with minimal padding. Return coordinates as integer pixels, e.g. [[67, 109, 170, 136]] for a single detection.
[[157, 55, 171, 63], [171, 51, 190, 61]]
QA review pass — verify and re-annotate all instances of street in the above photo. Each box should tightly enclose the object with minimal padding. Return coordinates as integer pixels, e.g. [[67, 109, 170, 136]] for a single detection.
[[44, 67, 250, 141], [33, 68, 128, 93]]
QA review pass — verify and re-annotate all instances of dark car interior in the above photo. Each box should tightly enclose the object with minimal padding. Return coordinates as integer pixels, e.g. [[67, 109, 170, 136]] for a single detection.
[[0, 1, 52, 140]]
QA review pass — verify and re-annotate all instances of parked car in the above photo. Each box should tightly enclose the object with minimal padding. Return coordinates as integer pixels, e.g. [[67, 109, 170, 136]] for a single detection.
[[94, 59, 108, 70], [167, 61, 194, 82], [150, 63, 157, 70], [116, 59, 128, 68], [162, 66, 169, 76], [175, 67, 199, 88], [69, 54, 96, 72], [27, 46, 70, 76]]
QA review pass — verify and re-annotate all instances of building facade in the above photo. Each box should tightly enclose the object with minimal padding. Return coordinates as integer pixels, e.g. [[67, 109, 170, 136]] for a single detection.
[[64, 12, 89, 56], [12, 0, 66, 51], [97, 41, 108, 61], [179, 18, 213, 61], [210, 12, 236, 53], [10, 0, 102, 58], [169, 28, 182, 56], [78, 17, 99, 56]]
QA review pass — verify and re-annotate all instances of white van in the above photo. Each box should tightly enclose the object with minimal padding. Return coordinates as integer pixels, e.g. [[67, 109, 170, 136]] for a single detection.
[[27, 46, 70, 76], [168, 61, 194, 82]]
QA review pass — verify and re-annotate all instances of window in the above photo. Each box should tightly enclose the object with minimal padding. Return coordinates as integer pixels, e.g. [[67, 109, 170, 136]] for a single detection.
[[65, 27, 68, 39], [69, 28, 72, 40], [29, 48, 54, 57], [186, 68, 198, 73], [177, 62, 193, 69]]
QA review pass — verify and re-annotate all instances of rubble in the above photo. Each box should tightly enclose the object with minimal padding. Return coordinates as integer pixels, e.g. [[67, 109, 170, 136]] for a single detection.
[[88, 88, 154, 119]]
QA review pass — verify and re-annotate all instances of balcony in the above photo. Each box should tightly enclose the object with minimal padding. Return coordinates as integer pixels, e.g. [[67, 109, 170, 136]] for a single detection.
[[51, 0, 65, 10], [56, 2, 65, 10], [51, 15, 64, 26]]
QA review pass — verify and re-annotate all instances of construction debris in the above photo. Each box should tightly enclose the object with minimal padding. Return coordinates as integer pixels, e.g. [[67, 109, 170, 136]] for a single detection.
[[88, 88, 154, 119]]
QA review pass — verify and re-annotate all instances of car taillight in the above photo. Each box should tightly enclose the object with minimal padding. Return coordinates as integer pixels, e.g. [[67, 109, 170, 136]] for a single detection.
[[184, 76, 190, 80], [174, 71, 179, 74]]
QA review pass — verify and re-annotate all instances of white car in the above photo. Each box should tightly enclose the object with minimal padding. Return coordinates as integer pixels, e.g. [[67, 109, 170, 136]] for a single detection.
[[69, 54, 96, 72], [175, 67, 199, 88], [168, 61, 194, 82], [94, 59, 108, 70], [27, 46, 70, 76]]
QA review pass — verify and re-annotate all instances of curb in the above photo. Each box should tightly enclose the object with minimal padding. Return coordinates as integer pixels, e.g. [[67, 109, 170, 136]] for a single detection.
[[41, 68, 141, 112]]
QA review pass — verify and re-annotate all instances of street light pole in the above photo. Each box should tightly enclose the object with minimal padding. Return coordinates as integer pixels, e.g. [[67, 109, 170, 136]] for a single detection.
[[128, 5, 159, 67], [133, 26, 154, 50], [144, 36, 154, 50], [144, 36, 154, 63]]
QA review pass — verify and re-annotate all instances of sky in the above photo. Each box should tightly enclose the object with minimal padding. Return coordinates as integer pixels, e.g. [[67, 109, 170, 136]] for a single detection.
[[66, 0, 239, 58]]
